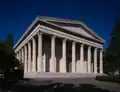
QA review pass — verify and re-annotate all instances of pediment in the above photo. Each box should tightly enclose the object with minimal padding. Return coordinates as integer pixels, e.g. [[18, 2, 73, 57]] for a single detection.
[[14, 16, 105, 50], [38, 17, 105, 43], [61, 26, 95, 39], [43, 22, 104, 43]]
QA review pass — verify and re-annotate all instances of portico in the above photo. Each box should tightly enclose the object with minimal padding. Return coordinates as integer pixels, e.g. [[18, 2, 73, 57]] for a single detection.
[[14, 17, 105, 74]]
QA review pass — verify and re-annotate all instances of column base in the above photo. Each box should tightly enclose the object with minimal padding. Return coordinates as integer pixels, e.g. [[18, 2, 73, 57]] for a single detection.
[[28, 61, 31, 72], [59, 58, 66, 73], [94, 72, 98, 74], [24, 61, 28, 72], [76, 60, 80, 72], [100, 71, 103, 74], [49, 57, 56, 72], [32, 62, 36, 72], [84, 61, 87, 73], [79, 60, 84, 73], [37, 56, 43, 72]]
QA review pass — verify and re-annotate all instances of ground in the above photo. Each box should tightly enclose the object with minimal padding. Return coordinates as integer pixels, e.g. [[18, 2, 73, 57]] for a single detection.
[[2, 78, 119, 92]]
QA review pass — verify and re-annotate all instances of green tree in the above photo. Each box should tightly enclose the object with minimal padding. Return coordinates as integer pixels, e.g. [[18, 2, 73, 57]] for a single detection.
[[0, 34, 23, 80], [104, 18, 120, 75], [5, 34, 14, 55]]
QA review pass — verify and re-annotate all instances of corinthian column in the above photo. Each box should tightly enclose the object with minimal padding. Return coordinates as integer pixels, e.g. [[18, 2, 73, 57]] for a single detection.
[[32, 37, 36, 72], [72, 42, 76, 72], [37, 32, 43, 72], [94, 48, 97, 74], [100, 49, 103, 73], [88, 46, 91, 73], [50, 36, 56, 72]]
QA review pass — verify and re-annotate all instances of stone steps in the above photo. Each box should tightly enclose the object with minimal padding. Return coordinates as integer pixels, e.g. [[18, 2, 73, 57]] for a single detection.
[[24, 72, 100, 79]]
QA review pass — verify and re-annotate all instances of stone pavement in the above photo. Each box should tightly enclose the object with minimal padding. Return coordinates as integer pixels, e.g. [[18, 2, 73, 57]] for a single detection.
[[9, 78, 119, 92]]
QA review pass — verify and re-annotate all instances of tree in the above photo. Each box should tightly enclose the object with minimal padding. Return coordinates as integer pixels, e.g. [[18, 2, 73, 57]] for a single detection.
[[5, 34, 14, 55], [0, 34, 23, 80], [104, 18, 120, 75]]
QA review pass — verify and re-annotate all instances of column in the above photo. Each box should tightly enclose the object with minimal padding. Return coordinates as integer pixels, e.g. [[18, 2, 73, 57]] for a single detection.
[[100, 49, 103, 73], [60, 39, 67, 72], [72, 42, 76, 72], [24, 45, 27, 72], [80, 44, 84, 73], [37, 32, 43, 72], [32, 37, 36, 72], [28, 41, 31, 72], [20, 49, 22, 62], [50, 36, 56, 72], [21, 48, 24, 64], [16, 52, 18, 59], [94, 48, 97, 74], [88, 46, 91, 73], [18, 51, 20, 60]]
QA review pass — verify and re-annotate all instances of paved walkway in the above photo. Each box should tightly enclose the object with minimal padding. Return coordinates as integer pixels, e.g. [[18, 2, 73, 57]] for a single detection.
[[9, 78, 120, 92]]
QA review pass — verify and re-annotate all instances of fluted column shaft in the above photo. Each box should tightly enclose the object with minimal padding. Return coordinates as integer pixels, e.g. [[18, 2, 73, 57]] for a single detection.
[[37, 32, 43, 72], [24, 45, 27, 72], [88, 46, 91, 73], [50, 36, 56, 72], [100, 49, 103, 73], [72, 42, 76, 72], [94, 48, 97, 73], [80, 44, 84, 73], [28, 41, 31, 72], [51, 36, 56, 58], [32, 37, 36, 72], [21, 48, 24, 63], [61, 39, 67, 72]]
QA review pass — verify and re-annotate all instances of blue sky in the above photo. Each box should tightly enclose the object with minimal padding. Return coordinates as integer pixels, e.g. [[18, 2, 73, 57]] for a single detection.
[[0, 0, 120, 48]]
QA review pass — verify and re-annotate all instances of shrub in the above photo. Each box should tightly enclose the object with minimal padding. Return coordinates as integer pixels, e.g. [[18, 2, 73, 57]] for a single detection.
[[96, 75, 120, 83]]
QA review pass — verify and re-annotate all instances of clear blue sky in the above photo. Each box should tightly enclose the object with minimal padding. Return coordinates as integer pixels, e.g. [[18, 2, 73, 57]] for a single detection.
[[0, 0, 120, 48]]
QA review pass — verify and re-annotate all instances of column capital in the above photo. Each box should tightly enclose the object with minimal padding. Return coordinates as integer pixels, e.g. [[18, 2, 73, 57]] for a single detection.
[[27, 41, 31, 45], [81, 43, 84, 47], [100, 48, 103, 52], [88, 45, 91, 49], [38, 31, 43, 35], [72, 41, 76, 44], [94, 47, 98, 50], [32, 36, 35, 40], [24, 44, 27, 49], [52, 35, 56, 39], [63, 39, 67, 42]]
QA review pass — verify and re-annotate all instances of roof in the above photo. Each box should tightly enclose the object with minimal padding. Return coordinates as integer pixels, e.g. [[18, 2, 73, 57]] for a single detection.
[[14, 16, 105, 49]]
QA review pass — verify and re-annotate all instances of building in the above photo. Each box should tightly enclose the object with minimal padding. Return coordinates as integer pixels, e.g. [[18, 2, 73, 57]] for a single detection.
[[14, 17, 105, 74]]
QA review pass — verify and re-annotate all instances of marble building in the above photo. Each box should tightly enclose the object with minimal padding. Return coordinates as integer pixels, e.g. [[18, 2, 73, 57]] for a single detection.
[[14, 16, 105, 74]]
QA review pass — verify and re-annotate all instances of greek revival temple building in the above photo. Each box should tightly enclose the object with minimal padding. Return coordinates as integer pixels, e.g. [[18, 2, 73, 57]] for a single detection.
[[14, 17, 105, 75]]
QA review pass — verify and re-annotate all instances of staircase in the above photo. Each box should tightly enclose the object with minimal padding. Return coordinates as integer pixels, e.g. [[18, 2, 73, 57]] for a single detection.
[[24, 72, 100, 79]]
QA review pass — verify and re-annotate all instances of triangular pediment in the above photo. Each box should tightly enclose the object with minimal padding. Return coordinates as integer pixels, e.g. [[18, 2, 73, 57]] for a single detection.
[[14, 16, 105, 50], [60, 26, 95, 39], [38, 17, 105, 43]]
